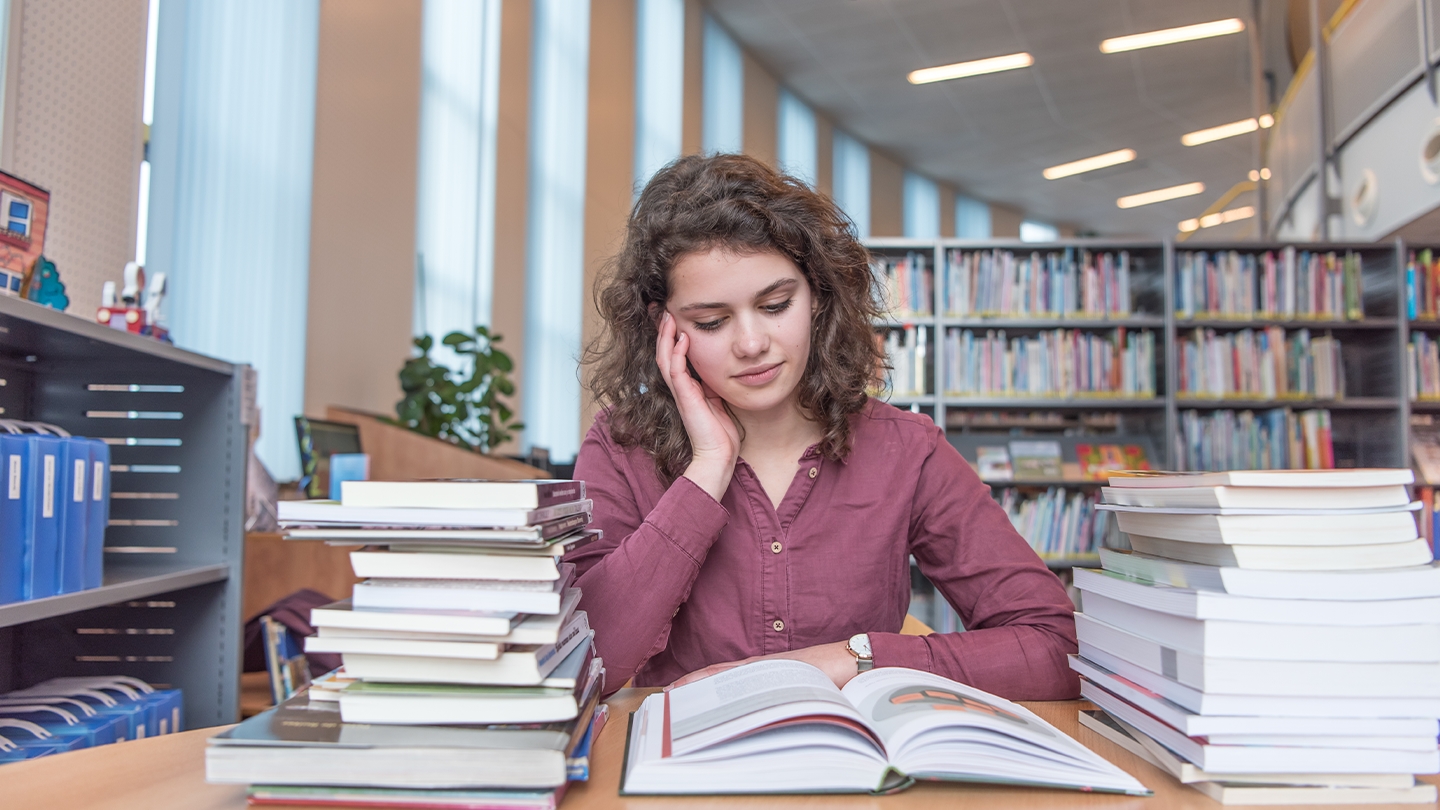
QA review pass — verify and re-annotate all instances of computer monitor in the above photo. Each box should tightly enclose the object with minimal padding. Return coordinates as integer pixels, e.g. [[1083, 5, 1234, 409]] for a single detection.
[[294, 417, 362, 499]]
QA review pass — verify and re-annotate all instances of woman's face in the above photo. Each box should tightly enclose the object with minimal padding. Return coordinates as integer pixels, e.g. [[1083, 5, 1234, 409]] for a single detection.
[[665, 248, 814, 419]]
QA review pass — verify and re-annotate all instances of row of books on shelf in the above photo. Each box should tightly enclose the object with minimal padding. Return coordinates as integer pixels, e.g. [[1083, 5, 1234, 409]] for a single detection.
[[873, 251, 933, 319], [216, 479, 603, 808], [1074, 468, 1438, 805], [0, 423, 111, 604], [966, 439, 1153, 483], [0, 676, 181, 761], [1177, 407, 1335, 472], [942, 248, 1133, 318], [1408, 331, 1440, 401], [1407, 249, 1440, 320], [1174, 248, 1365, 321], [942, 327, 1156, 399], [996, 487, 1111, 560], [1177, 327, 1345, 400], [878, 325, 929, 398]]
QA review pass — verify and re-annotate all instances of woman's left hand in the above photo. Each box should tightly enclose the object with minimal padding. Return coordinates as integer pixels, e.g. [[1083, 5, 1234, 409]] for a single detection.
[[667, 641, 860, 690]]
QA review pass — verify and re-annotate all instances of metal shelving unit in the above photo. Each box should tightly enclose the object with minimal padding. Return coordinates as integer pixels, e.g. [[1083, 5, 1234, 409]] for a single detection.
[[0, 295, 245, 728]]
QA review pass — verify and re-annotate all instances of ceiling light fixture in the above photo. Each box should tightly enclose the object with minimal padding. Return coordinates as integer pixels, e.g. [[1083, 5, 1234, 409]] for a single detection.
[[1247, 168, 1273, 181], [1178, 205, 1255, 233], [907, 52, 1034, 85], [1042, 148, 1137, 180], [1118, 182, 1205, 209], [1182, 115, 1274, 146], [1101, 18, 1245, 54]]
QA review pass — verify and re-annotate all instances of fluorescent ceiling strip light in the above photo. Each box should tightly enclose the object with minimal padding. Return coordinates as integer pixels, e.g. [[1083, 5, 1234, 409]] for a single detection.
[[1101, 18, 1245, 54], [1042, 148, 1137, 180], [1117, 182, 1205, 209], [1178, 205, 1255, 232], [1182, 114, 1274, 146], [907, 52, 1033, 85]]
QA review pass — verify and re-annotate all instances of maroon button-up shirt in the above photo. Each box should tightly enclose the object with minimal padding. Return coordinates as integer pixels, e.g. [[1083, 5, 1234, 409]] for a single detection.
[[566, 398, 1080, 700]]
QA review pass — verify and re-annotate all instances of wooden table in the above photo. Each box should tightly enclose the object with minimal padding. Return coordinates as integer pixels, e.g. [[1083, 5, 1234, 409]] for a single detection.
[[4, 690, 1436, 810]]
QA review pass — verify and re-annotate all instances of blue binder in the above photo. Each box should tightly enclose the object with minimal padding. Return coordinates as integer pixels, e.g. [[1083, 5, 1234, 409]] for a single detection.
[[56, 438, 89, 594], [18, 434, 62, 600], [0, 434, 24, 604], [83, 439, 110, 590]]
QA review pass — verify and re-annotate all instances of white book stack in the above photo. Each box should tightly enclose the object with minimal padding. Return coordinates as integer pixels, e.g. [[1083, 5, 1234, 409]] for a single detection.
[[1070, 468, 1440, 805], [208, 479, 606, 808]]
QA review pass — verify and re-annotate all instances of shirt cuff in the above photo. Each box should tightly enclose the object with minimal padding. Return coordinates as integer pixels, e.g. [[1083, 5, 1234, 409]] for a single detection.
[[868, 632, 933, 673], [643, 474, 730, 565]]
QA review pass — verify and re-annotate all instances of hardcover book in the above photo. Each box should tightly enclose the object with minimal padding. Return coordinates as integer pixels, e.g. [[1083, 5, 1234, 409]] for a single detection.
[[619, 659, 1148, 796]]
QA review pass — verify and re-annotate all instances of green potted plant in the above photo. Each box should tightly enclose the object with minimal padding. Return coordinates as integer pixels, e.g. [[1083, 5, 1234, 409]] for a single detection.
[[391, 325, 523, 454]]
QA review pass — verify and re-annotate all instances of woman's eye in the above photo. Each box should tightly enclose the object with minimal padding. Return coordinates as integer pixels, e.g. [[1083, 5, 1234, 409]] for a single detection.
[[692, 319, 724, 332], [763, 299, 794, 315]]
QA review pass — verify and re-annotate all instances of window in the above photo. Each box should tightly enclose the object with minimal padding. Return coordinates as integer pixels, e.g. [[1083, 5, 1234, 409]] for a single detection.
[[2, 193, 30, 237], [832, 130, 870, 236], [702, 14, 742, 153], [777, 89, 816, 185], [955, 195, 991, 239], [634, 0, 684, 189], [524, 0, 591, 463], [414, 0, 502, 374], [903, 172, 939, 239], [1020, 220, 1060, 242]]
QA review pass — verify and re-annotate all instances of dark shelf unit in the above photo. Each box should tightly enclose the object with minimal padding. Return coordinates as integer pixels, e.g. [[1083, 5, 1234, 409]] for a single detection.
[[0, 295, 245, 728]]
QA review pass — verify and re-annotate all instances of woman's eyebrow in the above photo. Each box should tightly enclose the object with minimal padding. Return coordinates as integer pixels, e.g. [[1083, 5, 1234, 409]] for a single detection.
[[676, 278, 798, 313], [752, 278, 798, 300]]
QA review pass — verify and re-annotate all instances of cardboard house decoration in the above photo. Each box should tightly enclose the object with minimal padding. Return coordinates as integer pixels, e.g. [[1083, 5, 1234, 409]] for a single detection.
[[0, 171, 49, 298]]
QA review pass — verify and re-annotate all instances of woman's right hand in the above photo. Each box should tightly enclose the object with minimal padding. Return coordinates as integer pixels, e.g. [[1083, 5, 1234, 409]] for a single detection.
[[656, 311, 740, 501]]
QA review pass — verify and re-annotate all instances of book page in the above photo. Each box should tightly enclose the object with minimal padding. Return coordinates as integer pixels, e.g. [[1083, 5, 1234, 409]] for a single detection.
[[664, 660, 873, 754], [841, 668, 1148, 794]]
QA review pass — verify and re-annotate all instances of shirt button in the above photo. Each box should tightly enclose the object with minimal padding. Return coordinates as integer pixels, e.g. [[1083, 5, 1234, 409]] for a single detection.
[[771, 540, 783, 554], [772, 619, 785, 632], [807, 467, 817, 479]]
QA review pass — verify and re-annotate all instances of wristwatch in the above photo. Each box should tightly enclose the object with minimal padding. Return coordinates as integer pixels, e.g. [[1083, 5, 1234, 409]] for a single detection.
[[846, 633, 874, 672]]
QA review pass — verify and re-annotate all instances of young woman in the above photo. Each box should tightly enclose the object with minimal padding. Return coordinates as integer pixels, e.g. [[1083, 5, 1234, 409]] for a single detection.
[[568, 153, 1079, 699]]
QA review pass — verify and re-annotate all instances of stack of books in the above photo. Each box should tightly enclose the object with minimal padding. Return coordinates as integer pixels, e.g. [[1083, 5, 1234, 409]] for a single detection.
[[208, 479, 604, 809], [1071, 468, 1440, 805]]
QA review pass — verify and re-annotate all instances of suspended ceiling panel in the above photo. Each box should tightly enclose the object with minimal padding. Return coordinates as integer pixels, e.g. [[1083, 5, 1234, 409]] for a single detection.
[[705, 0, 1263, 236]]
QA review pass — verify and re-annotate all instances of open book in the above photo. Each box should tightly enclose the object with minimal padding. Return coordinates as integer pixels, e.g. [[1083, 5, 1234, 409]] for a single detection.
[[620, 660, 1149, 796]]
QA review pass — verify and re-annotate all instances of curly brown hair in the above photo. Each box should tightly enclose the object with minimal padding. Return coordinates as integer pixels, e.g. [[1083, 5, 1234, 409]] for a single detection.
[[584, 153, 885, 483]]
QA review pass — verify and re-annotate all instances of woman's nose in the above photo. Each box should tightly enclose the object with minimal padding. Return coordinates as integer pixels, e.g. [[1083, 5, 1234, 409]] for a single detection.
[[734, 318, 769, 357]]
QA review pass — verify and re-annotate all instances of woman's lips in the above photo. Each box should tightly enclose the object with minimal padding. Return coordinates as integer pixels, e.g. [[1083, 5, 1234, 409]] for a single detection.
[[734, 362, 782, 385]]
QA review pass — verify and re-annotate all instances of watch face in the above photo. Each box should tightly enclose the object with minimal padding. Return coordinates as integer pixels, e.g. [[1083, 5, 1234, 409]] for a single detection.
[[850, 633, 872, 659]]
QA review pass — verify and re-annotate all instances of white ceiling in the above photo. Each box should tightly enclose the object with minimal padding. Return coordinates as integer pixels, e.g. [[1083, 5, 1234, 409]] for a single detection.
[[705, 0, 1279, 237]]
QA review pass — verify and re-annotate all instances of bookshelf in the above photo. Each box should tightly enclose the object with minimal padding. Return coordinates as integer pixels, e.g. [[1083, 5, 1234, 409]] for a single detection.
[[0, 295, 245, 727], [868, 238, 1418, 625]]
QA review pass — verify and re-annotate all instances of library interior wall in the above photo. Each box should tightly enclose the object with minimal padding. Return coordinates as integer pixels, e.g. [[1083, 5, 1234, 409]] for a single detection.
[[814, 112, 833, 198], [582, 0, 636, 436], [870, 149, 904, 238], [489, 0, 532, 455], [4, 0, 147, 318], [741, 48, 778, 168], [303, 0, 422, 419], [681, 0, 702, 154]]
